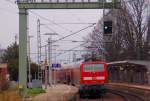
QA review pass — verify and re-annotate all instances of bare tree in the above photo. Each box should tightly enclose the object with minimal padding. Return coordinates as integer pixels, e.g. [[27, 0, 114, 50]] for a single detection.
[[83, 22, 104, 60], [117, 0, 150, 60], [84, 0, 150, 61]]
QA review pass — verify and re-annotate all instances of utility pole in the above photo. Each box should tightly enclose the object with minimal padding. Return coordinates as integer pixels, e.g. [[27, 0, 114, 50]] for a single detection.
[[73, 51, 76, 62], [48, 37, 52, 86], [44, 45, 48, 89], [37, 19, 42, 80], [44, 33, 58, 86]]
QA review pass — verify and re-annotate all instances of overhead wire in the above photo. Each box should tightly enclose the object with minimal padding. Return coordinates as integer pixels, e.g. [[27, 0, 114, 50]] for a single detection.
[[44, 22, 96, 25], [4, 0, 98, 60], [41, 24, 64, 37], [52, 23, 96, 43], [40, 23, 96, 48], [52, 42, 88, 58], [29, 10, 73, 33]]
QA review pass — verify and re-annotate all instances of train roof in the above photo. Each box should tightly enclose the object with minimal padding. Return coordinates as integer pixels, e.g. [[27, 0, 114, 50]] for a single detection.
[[61, 60, 84, 69]]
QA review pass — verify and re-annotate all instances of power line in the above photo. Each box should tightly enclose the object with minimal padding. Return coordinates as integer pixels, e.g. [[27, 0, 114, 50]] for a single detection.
[[52, 23, 95, 43], [41, 23, 95, 47], [56, 40, 86, 42], [42, 25, 64, 37], [29, 11, 73, 33], [43, 22, 96, 25], [53, 42, 87, 58]]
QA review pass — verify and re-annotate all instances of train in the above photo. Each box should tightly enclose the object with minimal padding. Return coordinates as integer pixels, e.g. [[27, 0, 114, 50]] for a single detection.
[[54, 61, 108, 98], [79, 61, 107, 98]]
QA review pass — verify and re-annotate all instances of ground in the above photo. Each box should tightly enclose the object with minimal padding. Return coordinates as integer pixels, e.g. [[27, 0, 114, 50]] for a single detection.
[[33, 84, 78, 101], [0, 90, 21, 101]]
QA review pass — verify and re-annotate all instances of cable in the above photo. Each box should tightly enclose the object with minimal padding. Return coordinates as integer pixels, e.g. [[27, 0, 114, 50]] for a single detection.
[[56, 40, 86, 42], [52, 23, 95, 43], [42, 25, 64, 37], [29, 11, 73, 33], [53, 42, 87, 58], [44, 22, 96, 25], [41, 23, 95, 47]]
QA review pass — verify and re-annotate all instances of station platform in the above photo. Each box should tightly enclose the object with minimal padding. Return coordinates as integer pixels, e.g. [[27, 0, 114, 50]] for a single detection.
[[33, 84, 78, 101], [107, 83, 150, 91]]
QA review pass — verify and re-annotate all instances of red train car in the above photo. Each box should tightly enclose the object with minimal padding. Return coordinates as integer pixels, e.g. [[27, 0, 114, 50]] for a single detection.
[[0, 63, 8, 91], [57, 63, 80, 85], [55, 61, 108, 98], [79, 61, 107, 98], [0, 64, 8, 80]]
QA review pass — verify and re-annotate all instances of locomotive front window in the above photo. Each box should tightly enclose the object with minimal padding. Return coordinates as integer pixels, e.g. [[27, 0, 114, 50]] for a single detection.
[[84, 64, 104, 72], [93, 64, 104, 71], [84, 64, 93, 72]]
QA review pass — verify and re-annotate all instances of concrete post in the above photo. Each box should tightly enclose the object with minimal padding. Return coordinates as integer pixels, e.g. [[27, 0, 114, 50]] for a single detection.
[[19, 9, 28, 95], [48, 37, 52, 86]]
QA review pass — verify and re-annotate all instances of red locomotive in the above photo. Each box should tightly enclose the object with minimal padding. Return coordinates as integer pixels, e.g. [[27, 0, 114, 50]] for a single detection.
[[54, 61, 107, 98], [79, 61, 107, 98]]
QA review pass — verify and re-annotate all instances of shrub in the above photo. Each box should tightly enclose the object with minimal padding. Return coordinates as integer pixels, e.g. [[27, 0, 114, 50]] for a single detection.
[[27, 88, 46, 95]]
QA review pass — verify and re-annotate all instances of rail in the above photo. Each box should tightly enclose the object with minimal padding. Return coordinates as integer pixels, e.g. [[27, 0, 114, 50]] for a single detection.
[[110, 89, 145, 101], [107, 83, 150, 101]]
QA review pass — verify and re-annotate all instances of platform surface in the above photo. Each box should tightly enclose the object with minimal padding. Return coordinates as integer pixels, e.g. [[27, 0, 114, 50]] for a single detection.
[[33, 84, 78, 101]]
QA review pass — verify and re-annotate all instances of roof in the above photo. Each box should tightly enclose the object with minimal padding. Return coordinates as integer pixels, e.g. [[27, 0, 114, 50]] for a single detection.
[[107, 60, 150, 71], [107, 60, 145, 67], [61, 60, 84, 69]]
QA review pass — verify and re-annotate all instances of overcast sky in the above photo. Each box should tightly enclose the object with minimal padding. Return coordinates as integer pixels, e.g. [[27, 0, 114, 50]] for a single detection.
[[0, 0, 103, 63]]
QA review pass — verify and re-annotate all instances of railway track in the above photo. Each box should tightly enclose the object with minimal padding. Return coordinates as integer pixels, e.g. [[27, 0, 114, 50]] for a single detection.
[[70, 83, 148, 101], [75, 92, 126, 101], [71, 90, 145, 101], [106, 83, 150, 101], [110, 89, 145, 101]]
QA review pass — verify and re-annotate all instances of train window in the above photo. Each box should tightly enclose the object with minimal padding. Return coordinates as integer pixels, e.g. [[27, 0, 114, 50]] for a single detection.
[[84, 64, 93, 72], [84, 64, 104, 72], [93, 64, 104, 71]]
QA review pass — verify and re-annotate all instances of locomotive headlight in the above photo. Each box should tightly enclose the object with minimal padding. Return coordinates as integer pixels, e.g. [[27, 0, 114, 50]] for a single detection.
[[83, 77, 92, 80], [96, 76, 105, 80]]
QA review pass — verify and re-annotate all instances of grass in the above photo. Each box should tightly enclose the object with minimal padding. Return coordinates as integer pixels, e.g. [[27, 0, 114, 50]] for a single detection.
[[27, 88, 46, 96], [0, 88, 46, 101]]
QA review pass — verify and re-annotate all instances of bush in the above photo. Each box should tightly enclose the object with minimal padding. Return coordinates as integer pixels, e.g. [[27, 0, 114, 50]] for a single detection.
[[27, 88, 46, 95]]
